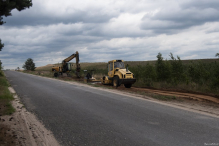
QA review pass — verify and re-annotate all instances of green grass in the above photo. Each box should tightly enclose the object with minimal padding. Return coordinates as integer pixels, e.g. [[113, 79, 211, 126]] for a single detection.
[[0, 71, 15, 115]]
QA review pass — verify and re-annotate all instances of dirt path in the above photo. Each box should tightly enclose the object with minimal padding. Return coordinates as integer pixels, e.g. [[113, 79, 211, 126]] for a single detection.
[[131, 87, 219, 103], [0, 87, 60, 146], [94, 82, 219, 104]]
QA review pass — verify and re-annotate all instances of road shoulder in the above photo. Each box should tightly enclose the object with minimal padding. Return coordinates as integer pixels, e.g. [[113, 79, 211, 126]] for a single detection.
[[0, 87, 60, 146], [64, 80, 219, 118]]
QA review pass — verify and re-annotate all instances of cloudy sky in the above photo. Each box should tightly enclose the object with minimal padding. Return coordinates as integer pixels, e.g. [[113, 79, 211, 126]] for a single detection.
[[1, 0, 219, 69]]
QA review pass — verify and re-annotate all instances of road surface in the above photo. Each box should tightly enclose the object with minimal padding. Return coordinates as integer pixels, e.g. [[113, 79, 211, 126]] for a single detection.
[[4, 71, 219, 146]]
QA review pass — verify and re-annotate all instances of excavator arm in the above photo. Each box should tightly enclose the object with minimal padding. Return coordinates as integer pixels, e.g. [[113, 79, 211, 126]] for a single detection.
[[62, 51, 80, 77], [52, 51, 80, 78], [62, 51, 79, 65]]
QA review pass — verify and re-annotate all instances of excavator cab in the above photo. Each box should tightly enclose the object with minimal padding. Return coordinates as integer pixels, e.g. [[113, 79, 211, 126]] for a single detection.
[[63, 63, 73, 72]]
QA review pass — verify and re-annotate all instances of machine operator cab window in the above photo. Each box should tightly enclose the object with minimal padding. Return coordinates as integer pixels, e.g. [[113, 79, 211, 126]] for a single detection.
[[67, 63, 72, 71], [108, 62, 113, 72], [114, 61, 125, 69], [63, 62, 72, 72], [108, 60, 125, 72]]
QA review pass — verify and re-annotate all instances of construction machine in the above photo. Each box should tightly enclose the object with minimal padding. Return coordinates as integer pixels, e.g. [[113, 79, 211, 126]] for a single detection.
[[52, 51, 80, 78], [101, 60, 136, 88]]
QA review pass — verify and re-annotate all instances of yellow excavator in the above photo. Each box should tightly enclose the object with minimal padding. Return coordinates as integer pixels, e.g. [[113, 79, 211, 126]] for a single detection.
[[52, 51, 80, 78], [101, 60, 136, 88]]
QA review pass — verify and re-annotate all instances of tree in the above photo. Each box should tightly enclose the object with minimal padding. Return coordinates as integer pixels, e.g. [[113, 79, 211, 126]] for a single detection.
[[169, 53, 184, 82], [0, 39, 4, 51], [156, 52, 171, 81], [216, 53, 219, 58], [0, 60, 2, 70], [0, 0, 32, 51], [0, 60, 3, 76], [22, 58, 35, 71]]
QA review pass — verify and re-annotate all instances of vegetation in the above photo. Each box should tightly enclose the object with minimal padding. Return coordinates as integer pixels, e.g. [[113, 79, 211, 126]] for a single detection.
[[23, 58, 36, 71], [0, 0, 32, 115], [0, 39, 4, 51], [0, 0, 32, 51], [0, 62, 15, 115], [33, 55, 219, 96], [0, 60, 3, 76], [216, 53, 219, 58], [130, 53, 219, 95]]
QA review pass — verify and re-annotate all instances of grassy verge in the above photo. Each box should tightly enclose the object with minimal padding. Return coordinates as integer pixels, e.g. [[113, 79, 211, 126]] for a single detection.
[[0, 71, 15, 115]]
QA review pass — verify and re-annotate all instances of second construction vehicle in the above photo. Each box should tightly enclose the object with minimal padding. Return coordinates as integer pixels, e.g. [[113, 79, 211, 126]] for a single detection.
[[52, 51, 80, 78], [101, 60, 136, 88]]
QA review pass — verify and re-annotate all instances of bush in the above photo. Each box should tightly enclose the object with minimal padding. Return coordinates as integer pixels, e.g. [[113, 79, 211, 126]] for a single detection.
[[129, 53, 219, 95]]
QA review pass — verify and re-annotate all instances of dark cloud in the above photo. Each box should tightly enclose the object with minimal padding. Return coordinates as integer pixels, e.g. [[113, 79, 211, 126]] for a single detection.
[[181, 0, 219, 10], [3, 6, 117, 27], [141, 1, 219, 34]]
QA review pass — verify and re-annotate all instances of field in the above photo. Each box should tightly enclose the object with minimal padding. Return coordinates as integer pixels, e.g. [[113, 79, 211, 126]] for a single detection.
[[35, 56, 219, 96]]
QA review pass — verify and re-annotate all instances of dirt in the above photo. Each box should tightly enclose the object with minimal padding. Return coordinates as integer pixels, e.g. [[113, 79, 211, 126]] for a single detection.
[[127, 86, 219, 103], [55, 75, 219, 106], [94, 82, 219, 103], [95, 83, 219, 117], [0, 87, 60, 146]]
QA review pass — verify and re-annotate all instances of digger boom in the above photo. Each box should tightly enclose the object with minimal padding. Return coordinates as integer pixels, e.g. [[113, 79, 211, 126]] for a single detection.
[[52, 51, 80, 78]]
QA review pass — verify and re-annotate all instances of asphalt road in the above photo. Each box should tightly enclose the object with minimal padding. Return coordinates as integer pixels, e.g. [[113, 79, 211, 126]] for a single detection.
[[4, 71, 219, 146]]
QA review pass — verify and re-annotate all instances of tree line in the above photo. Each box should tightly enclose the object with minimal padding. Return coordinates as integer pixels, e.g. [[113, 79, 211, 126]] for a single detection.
[[130, 53, 219, 95]]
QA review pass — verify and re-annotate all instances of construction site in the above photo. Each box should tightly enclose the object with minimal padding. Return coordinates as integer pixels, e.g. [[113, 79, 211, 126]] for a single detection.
[[2, 51, 219, 145], [26, 51, 219, 108]]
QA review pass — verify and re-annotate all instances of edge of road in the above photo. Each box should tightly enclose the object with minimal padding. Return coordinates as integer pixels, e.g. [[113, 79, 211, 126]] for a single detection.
[[19, 71, 219, 119], [0, 83, 61, 145]]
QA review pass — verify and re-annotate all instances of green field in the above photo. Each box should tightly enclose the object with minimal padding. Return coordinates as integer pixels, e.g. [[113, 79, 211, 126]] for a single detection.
[[35, 57, 219, 96]]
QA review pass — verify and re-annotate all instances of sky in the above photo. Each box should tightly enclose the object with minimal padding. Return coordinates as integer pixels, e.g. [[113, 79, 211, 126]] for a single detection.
[[1, 0, 219, 69]]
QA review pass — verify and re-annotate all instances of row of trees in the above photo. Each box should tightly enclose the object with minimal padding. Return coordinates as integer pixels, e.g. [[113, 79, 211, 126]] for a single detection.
[[130, 53, 219, 94]]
